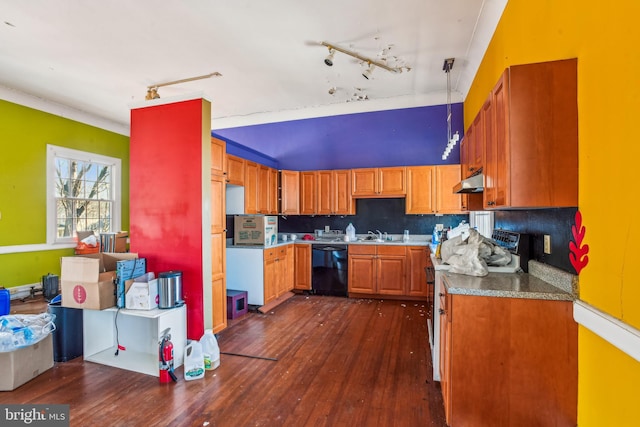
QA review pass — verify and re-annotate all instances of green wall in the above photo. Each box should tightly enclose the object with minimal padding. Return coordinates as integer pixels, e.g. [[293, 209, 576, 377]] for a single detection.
[[0, 99, 129, 287]]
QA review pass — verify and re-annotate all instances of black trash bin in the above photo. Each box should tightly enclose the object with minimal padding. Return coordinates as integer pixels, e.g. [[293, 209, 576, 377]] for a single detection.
[[48, 300, 83, 362]]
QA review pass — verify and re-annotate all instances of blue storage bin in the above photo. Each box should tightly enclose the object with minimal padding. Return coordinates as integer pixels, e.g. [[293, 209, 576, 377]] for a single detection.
[[0, 288, 9, 316]]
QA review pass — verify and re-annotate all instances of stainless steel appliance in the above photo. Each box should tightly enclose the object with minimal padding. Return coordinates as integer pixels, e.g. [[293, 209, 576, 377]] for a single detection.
[[312, 244, 348, 297]]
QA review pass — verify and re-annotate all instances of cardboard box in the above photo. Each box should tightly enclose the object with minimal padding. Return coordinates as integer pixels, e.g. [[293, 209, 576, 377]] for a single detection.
[[60, 253, 138, 310], [234, 215, 278, 246], [125, 273, 159, 310], [0, 334, 53, 391]]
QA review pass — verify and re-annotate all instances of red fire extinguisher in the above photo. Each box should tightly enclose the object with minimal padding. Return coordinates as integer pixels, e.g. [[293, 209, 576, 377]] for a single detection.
[[159, 328, 177, 383]]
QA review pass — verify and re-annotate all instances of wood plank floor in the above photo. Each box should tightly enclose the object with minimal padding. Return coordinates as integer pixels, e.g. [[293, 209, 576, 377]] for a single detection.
[[1, 295, 446, 426]]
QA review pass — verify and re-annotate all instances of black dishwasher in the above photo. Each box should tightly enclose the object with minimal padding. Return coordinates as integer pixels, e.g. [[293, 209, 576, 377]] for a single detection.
[[312, 244, 348, 297]]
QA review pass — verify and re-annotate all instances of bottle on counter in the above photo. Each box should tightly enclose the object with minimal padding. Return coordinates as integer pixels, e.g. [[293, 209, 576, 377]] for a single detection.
[[346, 223, 356, 242]]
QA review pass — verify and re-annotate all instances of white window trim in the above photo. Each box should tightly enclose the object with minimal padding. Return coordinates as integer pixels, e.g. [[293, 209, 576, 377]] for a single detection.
[[46, 144, 121, 246]]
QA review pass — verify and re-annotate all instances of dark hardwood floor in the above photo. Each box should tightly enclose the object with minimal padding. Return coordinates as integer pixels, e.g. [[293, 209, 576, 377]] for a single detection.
[[1, 295, 446, 426]]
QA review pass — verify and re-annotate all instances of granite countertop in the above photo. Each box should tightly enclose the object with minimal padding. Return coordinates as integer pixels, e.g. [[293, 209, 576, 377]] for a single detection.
[[227, 234, 433, 248], [441, 260, 577, 301]]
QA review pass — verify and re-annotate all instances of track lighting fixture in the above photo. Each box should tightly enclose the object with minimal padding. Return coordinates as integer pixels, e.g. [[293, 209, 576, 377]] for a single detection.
[[145, 72, 222, 100], [362, 63, 375, 80], [320, 41, 407, 75], [324, 49, 335, 66]]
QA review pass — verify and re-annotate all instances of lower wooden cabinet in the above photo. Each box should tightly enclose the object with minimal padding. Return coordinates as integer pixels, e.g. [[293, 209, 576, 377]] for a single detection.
[[294, 244, 312, 290], [264, 245, 295, 304], [348, 245, 429, 298], [439, 280, 578, 427], [211, 232, 227, 334]]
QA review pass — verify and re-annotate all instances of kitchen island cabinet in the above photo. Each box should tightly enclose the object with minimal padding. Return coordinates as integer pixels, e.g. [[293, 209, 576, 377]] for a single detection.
[[439, 275, 577, 427]]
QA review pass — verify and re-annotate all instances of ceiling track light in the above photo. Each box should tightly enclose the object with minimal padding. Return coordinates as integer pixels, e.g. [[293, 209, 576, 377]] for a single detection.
[[324, 48, 335, 66], [145, 72, 222, 100], [321, 41, 404, 75], [362, 63, 375, 80]]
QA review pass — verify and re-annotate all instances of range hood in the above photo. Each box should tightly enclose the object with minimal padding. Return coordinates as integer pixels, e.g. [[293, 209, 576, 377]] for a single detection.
[[453, 173, 484, 193]]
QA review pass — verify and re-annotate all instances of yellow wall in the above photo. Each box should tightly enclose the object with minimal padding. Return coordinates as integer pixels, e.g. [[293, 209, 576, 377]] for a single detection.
[[465, 1, 640, 425]]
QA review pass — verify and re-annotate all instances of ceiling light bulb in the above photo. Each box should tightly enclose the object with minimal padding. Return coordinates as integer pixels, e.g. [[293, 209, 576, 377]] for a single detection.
[[362, 64, 374, 80], [324, 49, 335, 66]]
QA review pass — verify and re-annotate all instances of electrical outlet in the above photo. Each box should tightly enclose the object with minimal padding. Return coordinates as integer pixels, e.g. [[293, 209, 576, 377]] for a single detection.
[[544, 235, 552, 254], [436, 224, 444, 231]]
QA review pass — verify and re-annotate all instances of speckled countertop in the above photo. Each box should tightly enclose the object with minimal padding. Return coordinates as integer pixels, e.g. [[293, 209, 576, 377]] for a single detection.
[[442, 260, 577, 301]]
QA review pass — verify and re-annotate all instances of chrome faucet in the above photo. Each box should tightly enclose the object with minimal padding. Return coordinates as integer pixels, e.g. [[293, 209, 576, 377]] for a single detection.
[[367, 231, 377, 239], [375, 230, 383, 240]]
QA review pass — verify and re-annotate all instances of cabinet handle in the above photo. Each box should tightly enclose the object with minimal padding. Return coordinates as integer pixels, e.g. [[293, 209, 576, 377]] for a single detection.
[[439, 309, 445, 315], [439, 293, 445, 297], [487, 201, 496, 206]]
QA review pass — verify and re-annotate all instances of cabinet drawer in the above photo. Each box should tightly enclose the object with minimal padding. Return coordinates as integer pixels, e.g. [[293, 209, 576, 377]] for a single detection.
[[348, 244, 376, 255], [377, 245, 406, 256], [264, 248, 278, 260], [278, 247, 287, 258]]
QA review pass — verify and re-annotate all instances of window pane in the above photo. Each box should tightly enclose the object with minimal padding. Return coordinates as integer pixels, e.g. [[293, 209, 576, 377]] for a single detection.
[[85, 163, 98, 181], [85, 180, 99, 199]]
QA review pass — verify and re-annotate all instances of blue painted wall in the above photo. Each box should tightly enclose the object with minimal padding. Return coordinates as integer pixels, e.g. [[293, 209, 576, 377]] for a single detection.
[[213, 104, 463, 170]]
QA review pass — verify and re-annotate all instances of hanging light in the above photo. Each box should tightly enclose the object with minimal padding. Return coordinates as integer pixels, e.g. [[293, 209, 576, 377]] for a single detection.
[[441, 58, 457, 160], [324, 48, 335, 66]]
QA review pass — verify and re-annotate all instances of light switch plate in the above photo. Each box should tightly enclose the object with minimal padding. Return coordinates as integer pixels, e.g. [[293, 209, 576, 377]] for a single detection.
[[544, 235, 551, 254]]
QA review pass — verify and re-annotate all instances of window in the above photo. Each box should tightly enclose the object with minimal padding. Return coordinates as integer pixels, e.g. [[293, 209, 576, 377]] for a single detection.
[[47, 145, 121, 245]]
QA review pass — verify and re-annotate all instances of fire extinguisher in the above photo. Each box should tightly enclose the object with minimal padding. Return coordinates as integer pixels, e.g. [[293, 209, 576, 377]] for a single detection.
[[159, 328, 177, 383]]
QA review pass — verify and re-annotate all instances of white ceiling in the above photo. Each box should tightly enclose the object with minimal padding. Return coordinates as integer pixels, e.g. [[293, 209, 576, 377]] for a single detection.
[[0, 0, 506, 135]]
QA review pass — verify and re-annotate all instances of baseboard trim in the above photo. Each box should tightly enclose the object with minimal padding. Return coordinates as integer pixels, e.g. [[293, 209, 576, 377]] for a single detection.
[[7, 283, 42, 300], [574, 300, 640, 362]]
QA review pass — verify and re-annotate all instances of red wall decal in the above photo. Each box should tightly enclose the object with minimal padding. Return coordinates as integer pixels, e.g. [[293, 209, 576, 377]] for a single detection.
[[569, 210, 589, 274]]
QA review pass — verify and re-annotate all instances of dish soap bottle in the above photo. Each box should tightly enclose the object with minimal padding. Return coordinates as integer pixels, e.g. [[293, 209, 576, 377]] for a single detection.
[[346, 223, 356, 242]]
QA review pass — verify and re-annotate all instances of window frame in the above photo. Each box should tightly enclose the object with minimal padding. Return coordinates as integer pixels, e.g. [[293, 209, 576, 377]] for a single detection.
[[46, 144, 121, 245]]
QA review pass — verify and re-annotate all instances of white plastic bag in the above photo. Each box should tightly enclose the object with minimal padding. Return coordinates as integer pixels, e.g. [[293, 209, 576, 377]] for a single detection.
[[200, 329, 220, 370]]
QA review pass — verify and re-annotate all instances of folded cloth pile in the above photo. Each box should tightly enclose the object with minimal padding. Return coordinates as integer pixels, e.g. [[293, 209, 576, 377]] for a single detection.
[[440, 229, 512, 277]]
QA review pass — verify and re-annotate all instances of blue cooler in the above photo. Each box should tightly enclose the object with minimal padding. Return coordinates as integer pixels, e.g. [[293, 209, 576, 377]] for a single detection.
[[0, 288, 9, 316]]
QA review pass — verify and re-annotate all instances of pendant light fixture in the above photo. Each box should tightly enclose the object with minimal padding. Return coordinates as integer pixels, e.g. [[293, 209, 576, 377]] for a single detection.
[[441, 58, 459, 160]]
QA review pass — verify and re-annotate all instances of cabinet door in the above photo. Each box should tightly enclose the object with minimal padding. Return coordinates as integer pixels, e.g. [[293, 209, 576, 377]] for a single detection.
[[470, 112, 484, 176], [263, 255, 277, 304], [269, 167, 279, 214], [285, 244, 294, 292], [244, 161, 259, 214], [351, 168, 378, 197], [300, 171, 317, 215], [211, 233, 227, 334], [333, 169, 353, 215], [257, 165, 270, 214], [294, 244, 311, 290], [405, 166, 435, 214], [406, 246, 428, 297], [378, 167, 406, 196], [460, 134, 470, 179], [348, 255, 376, 293], [435, 165, 463, 214], [280, 170, 300, 215], [377, 247, 406, 296], [488, 72, 509, 208], [211, 174, 226, 234], [226, 155, 245, 186], [210, 137, 226, 176], [316, 170, 333, 215]]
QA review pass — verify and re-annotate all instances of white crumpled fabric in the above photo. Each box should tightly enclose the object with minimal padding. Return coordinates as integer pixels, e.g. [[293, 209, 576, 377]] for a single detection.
[[440, 229, 513, 277]]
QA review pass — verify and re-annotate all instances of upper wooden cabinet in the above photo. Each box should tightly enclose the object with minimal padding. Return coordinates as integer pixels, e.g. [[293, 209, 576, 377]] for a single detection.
[[483, 58, 578, 209], [244, 161, 259, 214], [461, 114, 484, 179], [352, 167, 406, 197], [317, 170, 353, 215], [300, 171, 317, 215], [268, 167, 278, 215], [211, 137, 226, 176], [226, 154, 245, 186], [280, 170, 300, 215], [406, 165, 464, 214]]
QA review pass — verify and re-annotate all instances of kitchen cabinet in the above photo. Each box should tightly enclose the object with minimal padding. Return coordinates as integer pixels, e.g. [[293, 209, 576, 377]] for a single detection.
[[280, 170, 300, 215], [294, 243, 311, 290], [347, 245, 408, 296], [483, 58, 578, 209], [226, 154, 245, 186], [461, 114, 483, 179], [210, 154, 227, 334], [405, 165, 464, 214], [300, 171, 317, 215], [351, 167, 406, 197], [264, 245, 294, 304], [406, 246, 430, 298], [244, 161, 258, 214], [211, 137, 226, 176], [258, 165, 270, 214], [317, 169, 354, 215], [269, 167, 278, 214], [439, 280, 578, 427]]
